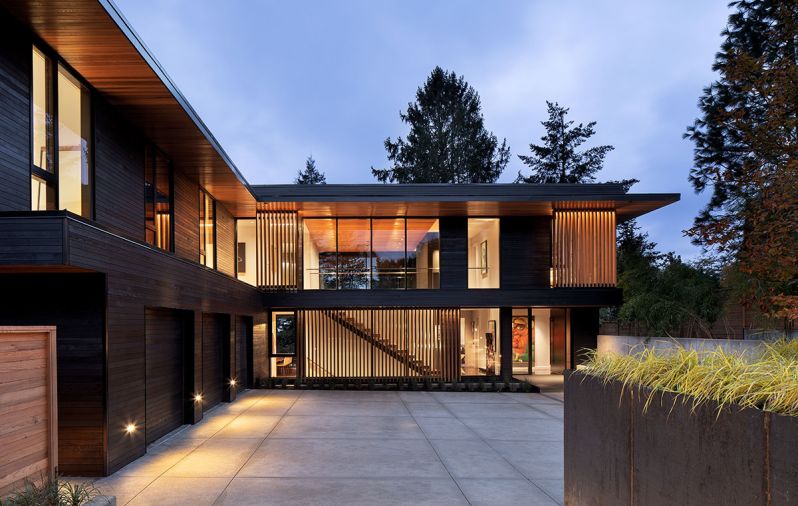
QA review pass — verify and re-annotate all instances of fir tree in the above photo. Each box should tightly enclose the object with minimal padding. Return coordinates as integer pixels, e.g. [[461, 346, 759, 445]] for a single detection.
[[372, 66, 510, 183], [516, 101, 614, 184], [295, 156, 326, 184]]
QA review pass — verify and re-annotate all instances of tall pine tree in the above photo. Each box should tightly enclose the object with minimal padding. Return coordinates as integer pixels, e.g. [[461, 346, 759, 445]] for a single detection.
[[372, 66, 510, 183], [685, 0, 798, 322], [295, 156, 327, 184], [515, 102, 615, 184]]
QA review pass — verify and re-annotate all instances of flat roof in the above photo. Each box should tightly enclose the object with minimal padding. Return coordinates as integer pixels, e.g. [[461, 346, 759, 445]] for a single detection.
[[251, 183, 679, 220]]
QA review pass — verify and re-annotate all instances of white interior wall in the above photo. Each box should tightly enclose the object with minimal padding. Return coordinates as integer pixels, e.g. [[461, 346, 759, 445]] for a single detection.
[[236, 219, 257, 286], [468, 219, 500, 288], [533, 308, 551, 374], [303, 224, 320, 289]]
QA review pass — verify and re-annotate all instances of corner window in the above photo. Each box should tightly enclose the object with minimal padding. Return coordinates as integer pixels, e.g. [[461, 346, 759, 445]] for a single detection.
[[199, 189, 215, 268], [468, 218, 500, 288], [31, 46, 93, 217], [144, 145, 173, 251], [302, 218, 440, 290]]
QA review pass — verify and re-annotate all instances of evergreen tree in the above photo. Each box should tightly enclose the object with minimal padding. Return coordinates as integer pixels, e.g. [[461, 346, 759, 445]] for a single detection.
[[685, 0, 798, 322], [295, 156, 326, 184], [516, 101, 614, 184], [372, 66, 510, 183]]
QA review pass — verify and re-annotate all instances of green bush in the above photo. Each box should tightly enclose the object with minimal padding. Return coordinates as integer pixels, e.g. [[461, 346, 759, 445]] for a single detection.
[[1, 475, 100, 506], [582, 340, 798, 417]]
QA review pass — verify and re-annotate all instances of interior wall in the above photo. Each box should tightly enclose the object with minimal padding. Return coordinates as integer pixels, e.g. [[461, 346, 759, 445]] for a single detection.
[[460, 307, 501, 376], [236, 219, 256, 286], [468, 219, 500, 288], [303, 222, 320, 289], [533, 308, 552, 374]]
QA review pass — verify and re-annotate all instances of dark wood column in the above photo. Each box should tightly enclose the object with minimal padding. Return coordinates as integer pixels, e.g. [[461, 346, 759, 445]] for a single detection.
[[500, 307, 513, 383], [223, 314, 236, 402], [186, 311, 203, 424], [439, 217, 467, 290]]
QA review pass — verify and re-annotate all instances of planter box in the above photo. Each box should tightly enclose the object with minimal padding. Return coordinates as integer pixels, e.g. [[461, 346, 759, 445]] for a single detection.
[[564, 370, 798, 506]]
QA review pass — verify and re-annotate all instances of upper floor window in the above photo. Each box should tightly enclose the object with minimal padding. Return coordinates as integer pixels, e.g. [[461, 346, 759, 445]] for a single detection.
[[468, 218, 500, 288], [31, 46, 92, 218], [144, 145, 173, 251], [199, 188, 215, 268], [302, 218, 440, 290]]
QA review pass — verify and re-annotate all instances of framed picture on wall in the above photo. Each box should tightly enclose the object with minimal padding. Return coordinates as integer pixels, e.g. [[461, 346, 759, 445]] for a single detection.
[[480, 239, 488, 276]]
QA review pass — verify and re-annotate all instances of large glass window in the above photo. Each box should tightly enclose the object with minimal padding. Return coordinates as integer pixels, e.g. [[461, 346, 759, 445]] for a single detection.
[[302, 218, 440, 290], [468, 218, 500, 288], [460, 308, 501, 376], [236, 219, 256, 285], [199, 189, 215, 268], [407, 219, 440, 289], [31, 46, 92, 217], [144, 145, 173, 251], [271, 311, 297, 378], [303, 218, 337, 289], [57, 64, 92, 217]]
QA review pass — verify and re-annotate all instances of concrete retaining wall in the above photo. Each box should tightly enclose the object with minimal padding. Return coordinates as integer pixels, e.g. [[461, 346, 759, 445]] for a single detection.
[[564, 371, 798, 506], [597, 334, 765, 357]]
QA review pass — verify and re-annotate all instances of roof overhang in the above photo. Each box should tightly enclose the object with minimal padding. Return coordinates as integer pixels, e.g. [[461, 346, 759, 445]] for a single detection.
[[252, 184, 680, 220], [1, 0, 257, 216]]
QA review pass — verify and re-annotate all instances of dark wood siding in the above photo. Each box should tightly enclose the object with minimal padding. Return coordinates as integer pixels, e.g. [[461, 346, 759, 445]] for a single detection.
[[173, 170, 199, 263], [500, 216, 551, 289], [0, 215, 64, 265], [236, 315, 251, 388], [0, 273, 105, 476], [60, 217, 261, 473], [145, 308, 185, 445], [0, 14, 31, 212], [216, 203, 235, 276], [439, 217, 467, 290], [550, 308, 567, 374], [202, 313, 226, 410], [93, 99, 145, 240], [570, 307, 599, 367]]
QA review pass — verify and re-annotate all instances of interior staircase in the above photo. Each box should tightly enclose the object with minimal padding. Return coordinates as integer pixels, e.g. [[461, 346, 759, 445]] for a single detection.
[[322, 309, 439, 377]]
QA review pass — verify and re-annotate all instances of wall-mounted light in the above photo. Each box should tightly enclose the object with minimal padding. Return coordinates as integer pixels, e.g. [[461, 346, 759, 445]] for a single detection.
[[194, 393, 203, 403], [229, 378, 237, 387], [125, 423, 137, 434]]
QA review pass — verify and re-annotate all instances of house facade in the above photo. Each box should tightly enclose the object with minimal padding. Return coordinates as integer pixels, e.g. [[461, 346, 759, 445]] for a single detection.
[[0, 0, 678, 477]]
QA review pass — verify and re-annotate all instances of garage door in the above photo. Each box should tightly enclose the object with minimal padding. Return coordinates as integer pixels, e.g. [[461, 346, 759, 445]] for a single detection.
[[0, 326, 57, 496], [202, 313, 228, 411], [236, 316, 252, 387], [145, 309, 185, 445]]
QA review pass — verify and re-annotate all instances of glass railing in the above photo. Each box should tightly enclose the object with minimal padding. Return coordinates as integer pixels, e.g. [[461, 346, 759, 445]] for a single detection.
[[303, 268, 440, 290]]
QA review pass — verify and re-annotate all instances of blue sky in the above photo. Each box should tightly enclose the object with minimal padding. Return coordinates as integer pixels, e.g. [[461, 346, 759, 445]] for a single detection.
[[115, 0, 731, 259]]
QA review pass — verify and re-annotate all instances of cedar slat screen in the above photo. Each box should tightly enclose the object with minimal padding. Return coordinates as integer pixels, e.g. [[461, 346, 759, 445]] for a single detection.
[[298, 308, 459, 382], [256, 211, 298, 290], [552, 210, 616, 287]]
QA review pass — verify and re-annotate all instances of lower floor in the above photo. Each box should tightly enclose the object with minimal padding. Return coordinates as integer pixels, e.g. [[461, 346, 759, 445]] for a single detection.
[[85, 388, 564, 505]]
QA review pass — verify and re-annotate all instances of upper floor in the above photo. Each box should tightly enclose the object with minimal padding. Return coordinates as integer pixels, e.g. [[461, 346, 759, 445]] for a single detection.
[[0, 0, 678, 297]]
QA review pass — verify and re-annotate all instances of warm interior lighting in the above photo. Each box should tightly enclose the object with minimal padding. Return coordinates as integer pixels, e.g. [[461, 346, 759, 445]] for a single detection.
[[194, 393, 203, 403], [125, 423, 137, 434]]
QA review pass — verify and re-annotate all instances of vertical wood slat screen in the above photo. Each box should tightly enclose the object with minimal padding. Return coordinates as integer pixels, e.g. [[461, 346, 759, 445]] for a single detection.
[[552, 210, 616, 287], [298, 308, 459, 382], [256, 211, 298, 290]]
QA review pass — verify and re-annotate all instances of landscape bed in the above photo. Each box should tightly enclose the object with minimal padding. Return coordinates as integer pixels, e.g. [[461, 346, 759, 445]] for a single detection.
[[564, 342, 798, 506]]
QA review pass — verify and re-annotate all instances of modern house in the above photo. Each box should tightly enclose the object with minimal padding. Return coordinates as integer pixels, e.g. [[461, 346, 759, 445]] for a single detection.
[[0, 0, 678, 481]]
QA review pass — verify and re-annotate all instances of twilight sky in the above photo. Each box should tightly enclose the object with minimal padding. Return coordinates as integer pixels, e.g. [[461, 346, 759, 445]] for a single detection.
[[115, 0, 731, 259]]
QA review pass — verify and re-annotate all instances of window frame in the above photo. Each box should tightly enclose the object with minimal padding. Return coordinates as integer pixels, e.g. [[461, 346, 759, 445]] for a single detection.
[[144, 143, 174, 252], [301, 216, 441, 290], [198, 187, 217, 269], [30, 42, 95, 218]]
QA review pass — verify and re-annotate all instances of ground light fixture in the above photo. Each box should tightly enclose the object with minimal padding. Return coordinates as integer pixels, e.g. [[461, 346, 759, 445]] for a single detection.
[[193, 393, 203, 403], [125, 423, 137, 434], [229, 378, 237, 387]]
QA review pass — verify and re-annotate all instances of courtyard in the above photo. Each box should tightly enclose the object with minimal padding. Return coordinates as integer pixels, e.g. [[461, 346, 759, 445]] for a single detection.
[[89, 389, 564, 505]]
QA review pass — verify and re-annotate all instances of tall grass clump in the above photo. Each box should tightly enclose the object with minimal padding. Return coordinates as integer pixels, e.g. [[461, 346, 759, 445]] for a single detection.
[[582, 339, 798, 417], [0, 475, 101, 506]]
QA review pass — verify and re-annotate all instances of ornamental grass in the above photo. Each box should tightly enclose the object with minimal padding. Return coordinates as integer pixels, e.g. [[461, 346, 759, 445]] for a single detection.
[[582, 339, 798, 417]]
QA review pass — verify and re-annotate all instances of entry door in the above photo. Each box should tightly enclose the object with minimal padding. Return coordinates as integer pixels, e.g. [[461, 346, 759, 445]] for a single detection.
[[550, 309, 567, 374], [202, 313, 228, 410], [0, 326, 57, 496], [145, 309, 186, 445]]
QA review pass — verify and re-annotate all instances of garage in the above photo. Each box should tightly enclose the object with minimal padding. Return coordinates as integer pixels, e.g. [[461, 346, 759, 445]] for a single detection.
[[145, 309, 187, 445], [202, 313, 229, 411]]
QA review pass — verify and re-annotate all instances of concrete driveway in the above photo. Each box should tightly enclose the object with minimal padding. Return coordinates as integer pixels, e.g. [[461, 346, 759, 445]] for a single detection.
[[91, 389, 564, 505]]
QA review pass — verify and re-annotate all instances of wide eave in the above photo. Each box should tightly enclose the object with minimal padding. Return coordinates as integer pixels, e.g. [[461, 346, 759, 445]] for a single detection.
[[1, 0, 257, 216], [252, 184, 679, 220]]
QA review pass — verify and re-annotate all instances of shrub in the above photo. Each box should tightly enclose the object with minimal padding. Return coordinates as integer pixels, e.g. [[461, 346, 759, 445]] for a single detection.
[[582, 340, 798, 417], [1, 475, 100, 506]]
